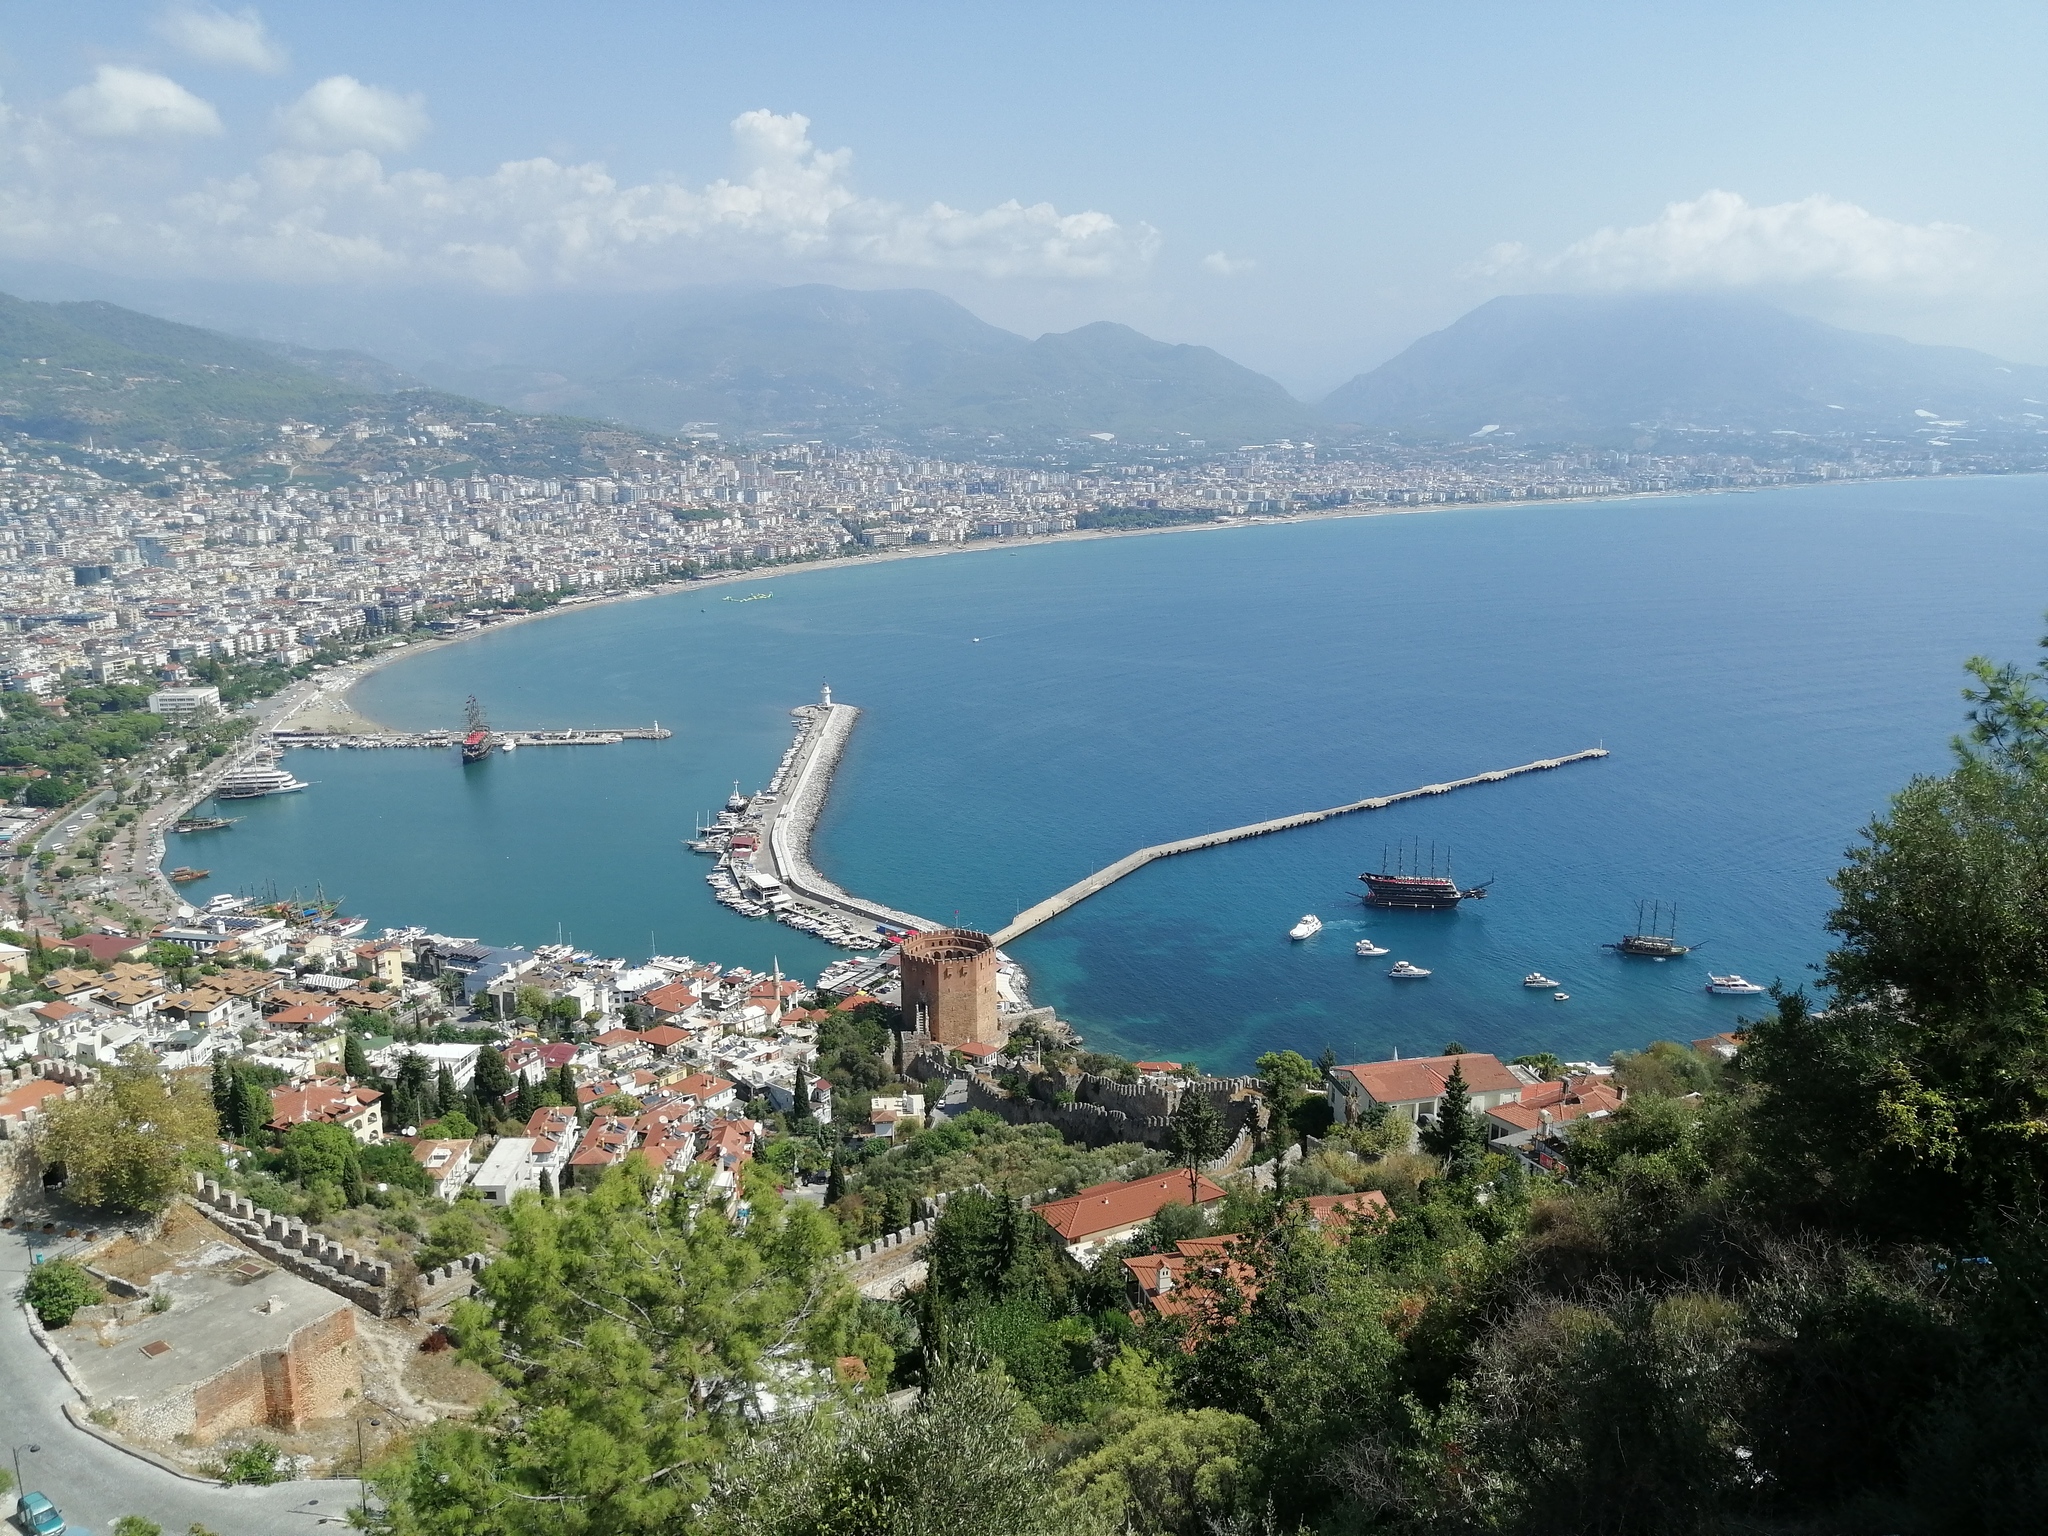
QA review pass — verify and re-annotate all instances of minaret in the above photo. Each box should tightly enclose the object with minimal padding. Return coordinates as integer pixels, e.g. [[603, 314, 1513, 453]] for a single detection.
[[771, 956, 785, 1029]]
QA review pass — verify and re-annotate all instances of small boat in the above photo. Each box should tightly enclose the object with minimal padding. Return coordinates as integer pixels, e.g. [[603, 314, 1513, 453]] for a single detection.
[[167, 866, 209, 883], [1388, 960, 1431, 979], [1355, 938, 1389, 957], [1523, 972, 1558, 988], [1705, 974, 1765, 995], [1289, 914, 1323, 941], [499, 738, 517, 753], [1554, 992, 1570, 1001], [171, 816, 235, 833]]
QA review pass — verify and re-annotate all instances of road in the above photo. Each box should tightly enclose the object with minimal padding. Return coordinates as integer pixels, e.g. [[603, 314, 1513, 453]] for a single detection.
[[0, 1226, 361, 1534]]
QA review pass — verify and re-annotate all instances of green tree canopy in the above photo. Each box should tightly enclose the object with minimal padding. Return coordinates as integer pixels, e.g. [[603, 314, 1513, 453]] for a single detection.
[[37, 1062, 217, 1211]]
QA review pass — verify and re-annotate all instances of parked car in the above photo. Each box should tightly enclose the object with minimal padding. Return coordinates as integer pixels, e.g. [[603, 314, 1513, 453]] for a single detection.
[[15, 1492, 68, 1536]]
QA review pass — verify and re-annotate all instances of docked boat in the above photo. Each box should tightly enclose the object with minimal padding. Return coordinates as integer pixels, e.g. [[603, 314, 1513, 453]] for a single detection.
[[499, 737, 517, 753], [460, 696, 494, 764], [1360, 841, 1492, 909], [1387, 960, 1431, 979], [171, 816, 235, 833], [1356, 938, 1389, 956], [167, 866, 208, 883], [1289, 914, 1323, 941], [215, 765, 308, 799], [1605, 900, 1692, 958], [1706, 974, 1765, 995], [1523, 972, 1558, 988]]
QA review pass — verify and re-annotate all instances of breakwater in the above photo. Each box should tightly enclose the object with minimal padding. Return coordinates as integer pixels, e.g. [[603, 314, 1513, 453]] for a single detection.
[[270, 725, 671, 749], [988, 749, 1610, 946]]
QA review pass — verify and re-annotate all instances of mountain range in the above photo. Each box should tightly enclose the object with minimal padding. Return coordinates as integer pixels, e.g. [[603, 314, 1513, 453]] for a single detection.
[[0, 274, 2039, 464], [1320, 292, 2048, 443]]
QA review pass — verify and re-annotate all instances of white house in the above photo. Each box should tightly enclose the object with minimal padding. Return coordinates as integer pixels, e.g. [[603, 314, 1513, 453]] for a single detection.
[[469, 1136, 542, 1206]]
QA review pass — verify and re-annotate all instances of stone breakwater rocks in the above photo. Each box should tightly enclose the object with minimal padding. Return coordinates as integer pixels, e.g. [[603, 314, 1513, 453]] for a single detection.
[[190, 1175, 393, 1316]]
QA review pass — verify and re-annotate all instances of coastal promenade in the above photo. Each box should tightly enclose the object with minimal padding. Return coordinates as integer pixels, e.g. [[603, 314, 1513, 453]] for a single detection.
[[988, 749, 1610, 947]]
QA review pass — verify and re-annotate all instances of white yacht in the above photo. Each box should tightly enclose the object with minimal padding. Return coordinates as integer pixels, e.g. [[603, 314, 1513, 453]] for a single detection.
[[1289, 914, 1323, 941], [1553, 991, 1570, 1001], [1355, 938, 1389, 957], [1705, 974, 1765, 995], [215, 764, 308, 799], [1387, 960, 1431, 979], [499, 737, 517, 753], [1523, 972, 1559, 988]]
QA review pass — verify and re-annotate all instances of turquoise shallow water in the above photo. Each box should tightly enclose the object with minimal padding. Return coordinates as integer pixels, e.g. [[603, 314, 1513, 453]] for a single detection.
[[176, 477, 2048, 1071]]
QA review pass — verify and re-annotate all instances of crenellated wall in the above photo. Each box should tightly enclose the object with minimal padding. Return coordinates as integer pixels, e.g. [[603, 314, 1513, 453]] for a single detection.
[[189, 1173, 394, 1315]]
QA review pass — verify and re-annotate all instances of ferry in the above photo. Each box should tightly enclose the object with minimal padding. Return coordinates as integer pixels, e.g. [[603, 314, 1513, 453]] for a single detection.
[[1289, 914, 1323, 940], [1705, 974, 1765, 995], [215, 765, 308, 799], [1360, 841, 1491, 909], [1355, 938, 1389, 956], [1387, 960, 1431, 979], [1523, 972, 1559, 988]]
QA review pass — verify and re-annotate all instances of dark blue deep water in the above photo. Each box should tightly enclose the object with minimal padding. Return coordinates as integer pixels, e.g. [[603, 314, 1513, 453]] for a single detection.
[[175, 477, 2048, 1071]]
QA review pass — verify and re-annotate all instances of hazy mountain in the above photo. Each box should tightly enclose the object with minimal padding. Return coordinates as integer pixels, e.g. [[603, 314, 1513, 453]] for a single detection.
[[0, 289, 665, 481], [1319, 292, 2048, 442], [408, 284, 1319, 448]]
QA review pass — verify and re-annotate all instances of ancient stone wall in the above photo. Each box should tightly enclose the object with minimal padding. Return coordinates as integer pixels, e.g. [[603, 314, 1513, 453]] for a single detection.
[[189, 1174, 393, 1314]]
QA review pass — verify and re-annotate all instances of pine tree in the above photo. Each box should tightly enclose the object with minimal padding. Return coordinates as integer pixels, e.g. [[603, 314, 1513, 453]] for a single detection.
[[343, 1032, 369, 1080], [1169, 1085, 1229, 1172], [234, 1074, 274, 1146], [473, 1045, 514, 1101], [1419, 1060, 1478, 1164]]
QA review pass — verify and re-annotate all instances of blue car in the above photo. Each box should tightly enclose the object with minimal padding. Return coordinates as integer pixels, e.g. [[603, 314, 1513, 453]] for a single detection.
[[15, 1492, 67, 1536]]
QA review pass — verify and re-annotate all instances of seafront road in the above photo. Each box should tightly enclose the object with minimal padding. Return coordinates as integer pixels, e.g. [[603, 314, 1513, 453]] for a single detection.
[[1, 1224, 361, 1533]]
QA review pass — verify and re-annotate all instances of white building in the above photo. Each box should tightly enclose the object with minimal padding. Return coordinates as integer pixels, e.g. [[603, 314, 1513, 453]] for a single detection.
[[147, 685, 222, 717], [469, 1136, 542, 1206]]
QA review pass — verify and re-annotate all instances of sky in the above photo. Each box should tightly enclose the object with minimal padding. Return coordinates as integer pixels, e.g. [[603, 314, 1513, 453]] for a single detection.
[[0, 1, 2041, 395]]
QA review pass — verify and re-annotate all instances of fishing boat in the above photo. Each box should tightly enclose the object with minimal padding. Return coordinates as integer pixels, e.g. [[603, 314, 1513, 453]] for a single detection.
[[1356, 938, 1389, 957], [1705, 974, 1765, 995], [1289, 914, 1323, 940], [1360, 841, 1492, 909], [1387, 960, 1431, 979], [1523, 972, 1558, 988], [1606, 901, 1692, 958]]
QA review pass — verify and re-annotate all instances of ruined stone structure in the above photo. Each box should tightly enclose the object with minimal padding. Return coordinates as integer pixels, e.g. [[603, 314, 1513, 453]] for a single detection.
[[898, 928, 1001, 1047], [963, 1069, 1266, 1149], [187, 1304, 359, 1442], [190, 1174, 394, 1315]]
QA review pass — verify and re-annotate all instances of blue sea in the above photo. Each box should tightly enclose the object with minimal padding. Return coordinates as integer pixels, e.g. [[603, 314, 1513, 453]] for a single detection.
[[174, 476, 2048, 1072]]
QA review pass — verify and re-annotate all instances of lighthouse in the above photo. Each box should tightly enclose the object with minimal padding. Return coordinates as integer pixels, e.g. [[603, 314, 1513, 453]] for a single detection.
[[820, 683, 832, 707]]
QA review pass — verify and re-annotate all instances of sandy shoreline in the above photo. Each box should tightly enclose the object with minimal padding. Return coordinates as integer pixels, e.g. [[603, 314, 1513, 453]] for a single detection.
[[322, 474, 1960, 730]]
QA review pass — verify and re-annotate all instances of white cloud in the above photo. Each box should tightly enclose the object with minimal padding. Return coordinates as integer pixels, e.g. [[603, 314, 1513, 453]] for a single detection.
[[155, 5, 288, 73], [1495, 190, 1984, 292], [0, 108, 1155, 290], [279, 76, 430, 153], [1202, 250, 1254, 277], [58, 66, 222, 139]]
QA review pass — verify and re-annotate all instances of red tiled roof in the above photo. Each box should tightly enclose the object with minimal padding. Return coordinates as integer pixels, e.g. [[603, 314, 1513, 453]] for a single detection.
[[593, 1027, 639, 1047], [1035, 1170, 1225, 1243], [268, 1079, 381, 1130], [1300, 1190, 1391, 1232], [66, 933, 148, 963], [640, 982, 699, 1016], [1333, 1053, 1521, 1105], [639, 1024, 689, 1049]]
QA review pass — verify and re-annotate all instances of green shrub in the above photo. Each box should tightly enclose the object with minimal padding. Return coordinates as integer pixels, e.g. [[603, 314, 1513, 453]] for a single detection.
[[23, 1257, 102, 1327], [213, 1439, 285, 1485]]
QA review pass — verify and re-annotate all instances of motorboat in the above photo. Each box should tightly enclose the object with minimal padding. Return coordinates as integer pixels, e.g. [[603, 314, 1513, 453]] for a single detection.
[[1554, 992, 1570, 1001], [1289, 914, 1323, 941], [1355, 938, 1389, 956], [1705, 974, 1766, 995], [1387, 960, 1431, 979], [1523, 972, 1558, 988]]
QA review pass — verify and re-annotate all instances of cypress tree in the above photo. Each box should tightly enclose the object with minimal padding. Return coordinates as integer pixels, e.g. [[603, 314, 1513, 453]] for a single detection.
[[1420, 1059, 1478, 1164], [825, 1155, 846, 1206], [791, 1065, 812, 1125], [343, 1032, 369, 1080], [211, 1057, 235, 1122], [435, 1065, 459, 1117], [555, 1063, 577, 1106], [474, 1045, 514, 1101], [234, 1074, 275, 1146], [341, 1150, 367, 1207], [512, 1078, 538, 1123]]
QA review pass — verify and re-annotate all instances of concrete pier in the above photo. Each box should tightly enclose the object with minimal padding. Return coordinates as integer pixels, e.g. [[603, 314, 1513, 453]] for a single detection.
[[988, 749, 1609, 947]]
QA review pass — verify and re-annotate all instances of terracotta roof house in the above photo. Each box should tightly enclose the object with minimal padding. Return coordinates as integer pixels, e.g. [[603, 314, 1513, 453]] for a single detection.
[[160, 988, 236, 1029], [97, 974, 167, 1020], [267, 1080, 384, 1144], [410, 1137, 475, 1201], [569, 1114, 639, 1181], [43, 967, 105, 1002], [1299, 1190, 1392, 1236], [66, 932, 150, 965], [1034, 1170, 1226, 1265], [1326, 1052, 1526, 1151], [670, 1072, 738, 1112], [1486, 1075, 1627, 1150], [0, 1074, 71, 1135], [1124, 1235, 1257, 1336], [638, 1024, 691, 1054], [269, 1001, 341, 1031], [640, 982, 700, 1020], [592, 1027, 641, 1050]]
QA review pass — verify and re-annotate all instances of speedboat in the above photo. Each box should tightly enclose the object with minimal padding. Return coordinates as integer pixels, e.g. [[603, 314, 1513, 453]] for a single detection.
[[1523, 972, 1558, 988], [1355, 938, 1389, 957], [1705, 974, 1765, 995], [1388, 960, 1431, 979], [1554, 992, 1570, 1001], [1289, 914, 1323, 940]]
